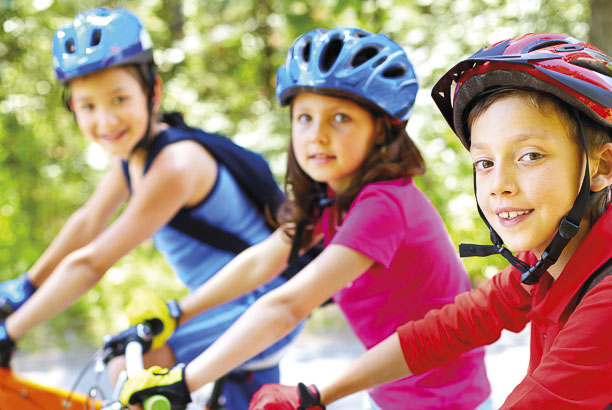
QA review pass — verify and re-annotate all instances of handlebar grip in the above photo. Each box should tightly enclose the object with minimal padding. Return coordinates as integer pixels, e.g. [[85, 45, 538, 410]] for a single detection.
[[143, 394, 171, 410], [125, 341, 171, 410]]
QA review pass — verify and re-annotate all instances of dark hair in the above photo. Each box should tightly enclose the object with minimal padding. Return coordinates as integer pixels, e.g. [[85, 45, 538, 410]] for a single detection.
[[277, 96, 426, 247], [467, 87, 612, 226]]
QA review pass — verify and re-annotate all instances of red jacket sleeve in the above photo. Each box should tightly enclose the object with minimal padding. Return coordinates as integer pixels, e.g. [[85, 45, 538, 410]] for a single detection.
[[501, 277, 612, 409], [398, 265, 533, 375]]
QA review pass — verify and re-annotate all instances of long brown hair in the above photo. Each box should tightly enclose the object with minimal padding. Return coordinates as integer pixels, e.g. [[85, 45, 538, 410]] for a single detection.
[[277, 95, 426, 247]]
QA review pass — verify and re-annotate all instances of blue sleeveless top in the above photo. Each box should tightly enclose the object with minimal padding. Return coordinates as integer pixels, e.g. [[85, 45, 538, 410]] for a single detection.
[[152, 163, 272, 291], [122, 127, 301, 365]]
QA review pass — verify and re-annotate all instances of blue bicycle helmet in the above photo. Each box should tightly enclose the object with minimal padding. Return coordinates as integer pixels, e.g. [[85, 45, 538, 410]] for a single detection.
[[276, 27, 418, 121], [52, 8, 153, 82]]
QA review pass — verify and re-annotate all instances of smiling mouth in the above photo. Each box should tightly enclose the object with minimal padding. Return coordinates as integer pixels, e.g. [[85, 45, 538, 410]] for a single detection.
[[497, 209, 533, 220], [100, 130, 127, 142]]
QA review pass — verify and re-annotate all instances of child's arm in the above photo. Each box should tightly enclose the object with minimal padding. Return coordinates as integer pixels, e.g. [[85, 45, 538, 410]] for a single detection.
[[26, 159, 129, 287], [178, 228, 292, 324], [317, 332, 412, 404], [5, 141, 216, 340], [182, 243, 375, 391]]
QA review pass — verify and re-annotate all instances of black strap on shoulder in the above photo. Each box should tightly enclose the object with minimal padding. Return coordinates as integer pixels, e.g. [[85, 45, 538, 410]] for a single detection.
[[575, 257, 612, 306], [156, 113, 284, 221], [131, 113, 285, 255], [169, 209, 252, 254]]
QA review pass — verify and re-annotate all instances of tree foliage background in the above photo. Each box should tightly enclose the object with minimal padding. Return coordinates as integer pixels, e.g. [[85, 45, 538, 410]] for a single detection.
[[0, 0, 608, 349]]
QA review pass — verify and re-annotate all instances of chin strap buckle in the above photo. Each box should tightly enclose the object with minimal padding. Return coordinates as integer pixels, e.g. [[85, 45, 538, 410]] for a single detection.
[[558, 217, 580, 239]]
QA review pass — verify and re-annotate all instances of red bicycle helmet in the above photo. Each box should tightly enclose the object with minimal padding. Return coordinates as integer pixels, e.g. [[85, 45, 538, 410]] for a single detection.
[[432, 33, 612, 284]]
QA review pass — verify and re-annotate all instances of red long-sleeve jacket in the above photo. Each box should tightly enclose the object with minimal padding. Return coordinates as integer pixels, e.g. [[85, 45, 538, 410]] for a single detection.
[[398, 206, 612, 409]]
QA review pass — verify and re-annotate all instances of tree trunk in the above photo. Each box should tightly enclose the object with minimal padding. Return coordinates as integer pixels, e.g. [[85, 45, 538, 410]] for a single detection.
[[589, 0, 612, 54]]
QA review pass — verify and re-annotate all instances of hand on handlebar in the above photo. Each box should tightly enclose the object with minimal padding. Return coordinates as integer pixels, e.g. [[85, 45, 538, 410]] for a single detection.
[[249, 382, 325, 410], [0, 272, 36, 316], [102, 323, 155, 364], [119, 363, 192, 407], [125, 289, 181, 351]]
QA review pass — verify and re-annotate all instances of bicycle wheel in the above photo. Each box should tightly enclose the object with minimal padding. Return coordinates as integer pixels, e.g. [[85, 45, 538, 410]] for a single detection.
[[0, 368, 102, 409]]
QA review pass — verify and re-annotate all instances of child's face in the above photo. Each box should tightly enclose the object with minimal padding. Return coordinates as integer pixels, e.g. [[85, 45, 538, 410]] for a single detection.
[[291, 92, 381, 193], [469, 95, 585, 256], [69, 66, 150, 159]]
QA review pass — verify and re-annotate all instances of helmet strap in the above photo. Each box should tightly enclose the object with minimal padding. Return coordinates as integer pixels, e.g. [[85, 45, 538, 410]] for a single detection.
[[460, 108, 591, 284], [129, 64, 157, 159], [287, 183, 336, 267]]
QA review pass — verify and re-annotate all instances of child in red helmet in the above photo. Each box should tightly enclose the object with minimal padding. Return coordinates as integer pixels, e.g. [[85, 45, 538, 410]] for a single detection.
[[250, 33, 612, 410]]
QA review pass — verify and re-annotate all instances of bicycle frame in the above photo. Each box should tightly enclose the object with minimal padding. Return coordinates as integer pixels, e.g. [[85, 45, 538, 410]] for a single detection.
[[0, 367, 102, 409]]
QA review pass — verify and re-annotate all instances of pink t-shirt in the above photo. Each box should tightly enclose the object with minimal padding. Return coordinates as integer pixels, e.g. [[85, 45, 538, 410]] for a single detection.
[[322, 179, 490, 409]]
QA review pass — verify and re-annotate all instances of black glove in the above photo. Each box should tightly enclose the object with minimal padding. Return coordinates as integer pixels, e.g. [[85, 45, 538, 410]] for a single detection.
[[0, 321, 15, 368]]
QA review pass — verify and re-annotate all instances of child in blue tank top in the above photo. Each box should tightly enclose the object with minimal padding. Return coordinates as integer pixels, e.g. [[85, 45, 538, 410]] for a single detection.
[[0, 8, 300, 409]]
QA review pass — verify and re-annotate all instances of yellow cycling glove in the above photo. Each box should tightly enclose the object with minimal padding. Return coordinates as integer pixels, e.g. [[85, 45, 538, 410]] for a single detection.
[[126, 289, 181, 351], [119, 364, 191, 406]]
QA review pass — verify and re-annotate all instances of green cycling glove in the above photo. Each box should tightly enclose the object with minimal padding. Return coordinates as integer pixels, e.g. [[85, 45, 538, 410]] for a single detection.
[[119, 364, 192, 406]]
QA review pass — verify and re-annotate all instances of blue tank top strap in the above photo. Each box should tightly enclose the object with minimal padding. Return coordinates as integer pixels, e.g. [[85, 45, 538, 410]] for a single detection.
[[120, 160, 131, 193]]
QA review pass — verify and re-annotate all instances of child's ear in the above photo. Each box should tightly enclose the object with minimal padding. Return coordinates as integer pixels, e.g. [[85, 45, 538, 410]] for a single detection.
[[374, 117, 388, 145], [590, 142, 612, 192]]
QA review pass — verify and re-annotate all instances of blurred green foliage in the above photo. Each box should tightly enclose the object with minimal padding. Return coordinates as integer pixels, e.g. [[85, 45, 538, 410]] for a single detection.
[[0, 0, 595, 348]]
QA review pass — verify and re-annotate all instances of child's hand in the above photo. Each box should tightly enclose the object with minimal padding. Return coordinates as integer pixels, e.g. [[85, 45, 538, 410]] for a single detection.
[[0, 273, 36, 315], [125, 289, 181, 350], [249, 382, 325, 410], [119, 364, 191, 407]]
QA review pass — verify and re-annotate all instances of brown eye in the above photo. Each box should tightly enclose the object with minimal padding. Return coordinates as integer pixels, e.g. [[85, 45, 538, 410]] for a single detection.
[[296, 113, 311, 123], [334, 113, 349, 123], [474, 159, 493, 171], [520, 152, 543, 162]]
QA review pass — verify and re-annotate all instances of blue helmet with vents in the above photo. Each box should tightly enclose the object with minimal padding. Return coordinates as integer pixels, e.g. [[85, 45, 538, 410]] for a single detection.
[[276, 27, 418, 121], [52, 8, 153, 82]]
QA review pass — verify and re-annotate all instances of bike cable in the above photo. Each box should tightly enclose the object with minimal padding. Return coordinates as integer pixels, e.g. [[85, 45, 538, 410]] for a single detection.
[[63, 348, 106, 409]]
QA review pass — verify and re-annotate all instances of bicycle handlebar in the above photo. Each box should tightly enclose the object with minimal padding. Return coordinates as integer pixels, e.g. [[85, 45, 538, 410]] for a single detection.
[[107, 324, 171, 410]]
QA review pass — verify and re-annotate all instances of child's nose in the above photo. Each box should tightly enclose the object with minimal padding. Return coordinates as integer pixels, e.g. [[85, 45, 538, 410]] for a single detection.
[[489, 166, 517, 196], [96, 107, 119, 130], [308, 119, 329, 144]]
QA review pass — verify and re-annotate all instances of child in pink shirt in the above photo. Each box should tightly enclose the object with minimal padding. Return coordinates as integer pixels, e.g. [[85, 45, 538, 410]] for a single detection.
[[323, 179, 488, 408]]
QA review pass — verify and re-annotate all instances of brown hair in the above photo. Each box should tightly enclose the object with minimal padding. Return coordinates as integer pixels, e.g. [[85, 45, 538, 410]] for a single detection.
[[467, 87, 612, 226], [277, 98, 426, 247]]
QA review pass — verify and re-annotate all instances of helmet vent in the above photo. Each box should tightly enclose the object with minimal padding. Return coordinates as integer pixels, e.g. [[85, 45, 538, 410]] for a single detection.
[[373, 56, 386, 67], [382, 65, 407, 78], [571, 58, 612, 78], [65, 39, 75, 53], [302, 39, 312, 63], [91, 29, 102, 47], [556, 44, 584, 52], [521, 39, 567, 53], [320, 38, 343, 72], [352, 46, 379, 67]]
